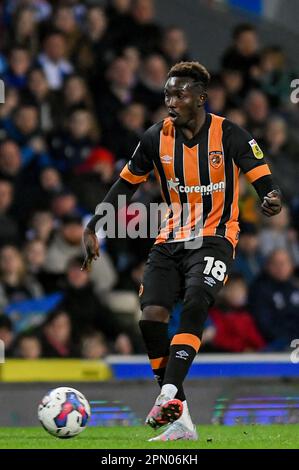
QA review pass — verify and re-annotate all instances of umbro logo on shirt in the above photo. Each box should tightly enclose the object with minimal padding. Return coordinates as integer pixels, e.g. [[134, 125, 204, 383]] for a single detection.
[[161, 155, 173, 164]]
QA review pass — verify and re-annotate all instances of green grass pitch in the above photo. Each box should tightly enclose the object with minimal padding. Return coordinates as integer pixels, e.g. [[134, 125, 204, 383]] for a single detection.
[[0, 425, 298, 449]]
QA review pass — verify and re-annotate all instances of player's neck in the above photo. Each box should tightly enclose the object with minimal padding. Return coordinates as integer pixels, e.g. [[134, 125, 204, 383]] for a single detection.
[[180, 110, 206, 140]]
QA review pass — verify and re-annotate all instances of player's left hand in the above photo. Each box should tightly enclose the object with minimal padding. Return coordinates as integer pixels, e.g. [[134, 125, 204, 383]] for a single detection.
[[261, 190, 282, 217]]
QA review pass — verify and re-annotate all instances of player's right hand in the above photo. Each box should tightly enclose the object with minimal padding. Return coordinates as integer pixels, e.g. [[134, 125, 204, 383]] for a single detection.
[[81, 227, 100, 271]]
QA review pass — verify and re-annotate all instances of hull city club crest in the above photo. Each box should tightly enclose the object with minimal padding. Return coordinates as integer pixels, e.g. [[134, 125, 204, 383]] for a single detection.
[[209, 150, 223, 169]]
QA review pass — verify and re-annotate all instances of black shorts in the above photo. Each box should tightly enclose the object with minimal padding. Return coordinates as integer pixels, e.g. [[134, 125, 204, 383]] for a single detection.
[[140, 236, 234, 311]]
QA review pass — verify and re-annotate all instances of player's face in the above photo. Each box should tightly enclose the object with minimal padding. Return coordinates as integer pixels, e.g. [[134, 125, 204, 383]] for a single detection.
[[164, 77, 204, 127]]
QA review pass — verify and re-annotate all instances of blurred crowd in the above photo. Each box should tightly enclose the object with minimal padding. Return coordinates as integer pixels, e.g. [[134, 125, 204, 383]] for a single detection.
[[0, 0, 299, 358]]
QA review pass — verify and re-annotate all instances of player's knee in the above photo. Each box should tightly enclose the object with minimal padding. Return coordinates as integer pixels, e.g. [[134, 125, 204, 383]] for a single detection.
[[185, 286, 210, 309], [178, 287, 211, 337], [141, 305, 169, 323]]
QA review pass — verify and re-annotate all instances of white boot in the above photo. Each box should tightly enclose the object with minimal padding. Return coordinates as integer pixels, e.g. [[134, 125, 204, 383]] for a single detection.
[[148, 400, 198, 441]]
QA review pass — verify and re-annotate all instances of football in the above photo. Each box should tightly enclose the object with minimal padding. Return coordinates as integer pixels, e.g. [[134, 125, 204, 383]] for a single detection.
[[38, 387, 91, 438]]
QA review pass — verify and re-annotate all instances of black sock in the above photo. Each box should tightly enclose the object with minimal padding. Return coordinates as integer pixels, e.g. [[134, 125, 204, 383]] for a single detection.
[[139, 320, 186, 401], [163, 334, 200, 390]]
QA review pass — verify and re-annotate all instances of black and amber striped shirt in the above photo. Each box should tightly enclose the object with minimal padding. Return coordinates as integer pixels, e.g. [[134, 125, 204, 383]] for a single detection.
[[120, 113, 272, 248]]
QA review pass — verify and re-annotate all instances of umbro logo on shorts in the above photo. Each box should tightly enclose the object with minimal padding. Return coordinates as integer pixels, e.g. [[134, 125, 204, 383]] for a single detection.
[[204, 276, 216, 287]]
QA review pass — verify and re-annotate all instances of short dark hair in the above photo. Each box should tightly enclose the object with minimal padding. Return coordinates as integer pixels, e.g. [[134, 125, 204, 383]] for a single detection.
[[167, 61, 210, 91], [43, 307, 70, 327], [0, 315, 13, 331], [43, 28, 66, 42], [9, 44, 30, 54], [233, 23, 256, 40]]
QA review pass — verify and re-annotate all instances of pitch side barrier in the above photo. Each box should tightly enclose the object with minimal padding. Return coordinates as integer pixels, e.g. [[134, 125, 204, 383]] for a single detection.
[[106, 353, 299, 379]]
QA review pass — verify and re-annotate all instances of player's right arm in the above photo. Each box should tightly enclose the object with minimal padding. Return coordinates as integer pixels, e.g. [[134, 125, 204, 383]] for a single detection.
[[82, 178, 140, 270], [82, 130, 154, 270]]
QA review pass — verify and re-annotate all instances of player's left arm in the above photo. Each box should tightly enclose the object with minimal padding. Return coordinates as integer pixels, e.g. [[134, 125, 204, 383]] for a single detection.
[[226, 121, 282, 217]]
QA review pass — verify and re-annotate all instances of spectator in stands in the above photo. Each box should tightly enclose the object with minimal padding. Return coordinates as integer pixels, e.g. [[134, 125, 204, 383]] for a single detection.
[[45, 213, 84, 275], [48, 106, 100, 174], [39, 166, 63, 194], [259, 205, 299, 267], [7, 6, 40, 55], [26, 210, 55, 244], [260, 116, 299, 203], [14, 333, 42, 359], [121, 46, 141, 76], [206, 75, 227, 115], [52, 4, 83, 60], [75, 147, 115, 183], [61, 74, 94, 119], [24, 67, 60, 132], [0, 87, 20, 127], [75, 6, 114, 82], [61, 256, 127, 342], [104, 102, 146, 162], [204, 274, 265, 352], [256, 46, 294, 107], [233, 222, 264, 284], [106, 0, 134, 50], [129, 0, 162, 56], [45, 213, 118, 295], [160, 26, 190, 66], [50, 190, 81, 220], [18, 161, 63, 228], [0, 178, 19, 246], [244, 89, 270, 140], [39, 308, 79, 357], [221, 68, 244, 107], [114, 332, 134, 354], [134, 54, 168, 112], [0, 315, 14, 357], [35, 166, 65, 211], [80, 331, 109, 359], [23, 240, 46, 276], [0, 245, 43, 309], [37, 30, 74, 90], [120, 102, 146, 140], [5, 103, 38, 146], [70, 147, 116, 213], [3, 0, 52, 25], [221, 23, 260, 85], [107, 0, 132, 19], [23, 239, 58, 293], [2, 104, 51, 178], [249, 249, 299, 350], [3, 45, 32, 90], [225, 106, 248, 128], [1, 143, 16, 174], [96, 56, 136, 133]]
